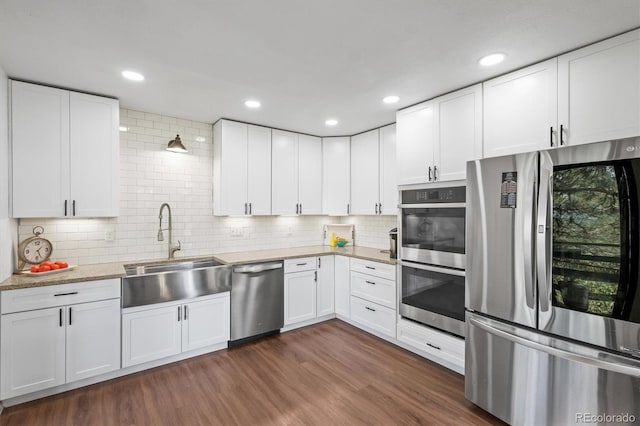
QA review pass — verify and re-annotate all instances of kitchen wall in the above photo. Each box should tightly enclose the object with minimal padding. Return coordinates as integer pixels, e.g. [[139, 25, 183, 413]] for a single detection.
[[18, 109, 393, 266], [0, 66, 18, 280]]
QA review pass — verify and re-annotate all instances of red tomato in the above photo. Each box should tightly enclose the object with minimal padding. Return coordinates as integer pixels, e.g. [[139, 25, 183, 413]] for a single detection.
[[55, 261, 68, 268], [40, 261, 54, 267], [50, 264, 60, 270], [39, 265, 51, 272], [30, 266, 40, 273]]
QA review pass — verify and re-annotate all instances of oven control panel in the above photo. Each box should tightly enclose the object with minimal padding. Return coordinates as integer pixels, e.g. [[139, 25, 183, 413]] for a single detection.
[[401, 186, 466, 204]]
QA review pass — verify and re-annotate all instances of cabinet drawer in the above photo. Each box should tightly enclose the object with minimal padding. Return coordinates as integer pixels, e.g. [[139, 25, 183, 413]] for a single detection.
[[350, 271, 395, 309], [350, 296, 396, 338], [397, 319, 464, 361], [284, 257, 316, 273], [1, 279, 121, 314], [350, 258, 395, 280]]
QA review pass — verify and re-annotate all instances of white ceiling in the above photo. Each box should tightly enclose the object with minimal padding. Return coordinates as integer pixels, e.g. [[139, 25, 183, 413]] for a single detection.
[[0, 0, 639, 136]]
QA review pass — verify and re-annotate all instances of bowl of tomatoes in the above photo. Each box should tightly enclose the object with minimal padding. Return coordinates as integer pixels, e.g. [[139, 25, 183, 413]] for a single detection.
[[27, 260, 72, 275]]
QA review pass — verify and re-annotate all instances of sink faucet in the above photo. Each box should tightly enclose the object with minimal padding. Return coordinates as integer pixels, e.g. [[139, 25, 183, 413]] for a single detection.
[[158, 203, 181, 259]]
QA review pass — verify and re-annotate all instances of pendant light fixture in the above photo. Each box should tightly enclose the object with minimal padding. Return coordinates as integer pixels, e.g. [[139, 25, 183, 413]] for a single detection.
[[166, 134, 188, 153]]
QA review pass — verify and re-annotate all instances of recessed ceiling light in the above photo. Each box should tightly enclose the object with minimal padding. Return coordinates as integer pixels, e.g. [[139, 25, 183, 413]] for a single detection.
[[325, 119, 338, 126], [121, 70, 145, 81], [245, 100, 261, 108], [478, 53, 506, 67], [195, 136, 206, 142], [383, 95, 399, 104], [119, 126, 128, 132]]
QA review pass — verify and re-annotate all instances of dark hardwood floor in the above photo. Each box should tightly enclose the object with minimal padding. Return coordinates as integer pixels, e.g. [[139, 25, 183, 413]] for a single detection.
[[0, 320, 502, 425]]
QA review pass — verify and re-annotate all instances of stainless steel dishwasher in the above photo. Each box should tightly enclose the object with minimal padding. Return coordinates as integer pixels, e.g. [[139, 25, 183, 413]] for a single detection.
[[230, 261, 284, 345]]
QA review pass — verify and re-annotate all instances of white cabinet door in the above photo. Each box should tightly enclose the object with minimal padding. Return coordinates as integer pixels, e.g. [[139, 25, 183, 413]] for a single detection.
[[322, 137, 350, 215], [284, 270, 317, 325], [558, 29, 640, 146], [213, 120, 248, 216], [379, 124, 397, 215], [297, 135, 322, 215], [1, 307, 66, 399], [316, 256, 335, 317], [483, 59, 558, 157], [334, 255, 350, 317], [66, 299, 120, 383], [247, 125, 271, 215], [182, 294, 230, 352], [11, 81, 70, 218], [350, 129, 379, 215], [122, 304, 182, 368], [433, 83, 482, 182], [272, 130, 299, 215], [396, 101, 435, 185], [69, 92, 119, 217]]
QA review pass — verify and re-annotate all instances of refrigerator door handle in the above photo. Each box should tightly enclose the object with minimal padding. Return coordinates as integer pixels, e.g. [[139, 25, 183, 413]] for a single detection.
[[536, 151, 553, 317], [468, 316, 640, 377], [522, 154, 537, 310]]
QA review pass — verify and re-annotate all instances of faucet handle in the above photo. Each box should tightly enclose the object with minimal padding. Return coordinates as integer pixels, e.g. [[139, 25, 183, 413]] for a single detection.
[[177, 240, 182, 250]]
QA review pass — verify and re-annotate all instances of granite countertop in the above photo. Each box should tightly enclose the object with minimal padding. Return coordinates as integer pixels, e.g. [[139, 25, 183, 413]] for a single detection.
[[0, 245, 395, 291]]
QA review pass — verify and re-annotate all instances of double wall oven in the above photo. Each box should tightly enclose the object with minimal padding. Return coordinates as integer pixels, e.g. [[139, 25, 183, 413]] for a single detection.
[[399, 185, 466, 337]]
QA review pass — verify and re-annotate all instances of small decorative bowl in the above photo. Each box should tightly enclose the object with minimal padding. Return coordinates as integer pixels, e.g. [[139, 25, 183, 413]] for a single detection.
[[336, 241, 347, 247]]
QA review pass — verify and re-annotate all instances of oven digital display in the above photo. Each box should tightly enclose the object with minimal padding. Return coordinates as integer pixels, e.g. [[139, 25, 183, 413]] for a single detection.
[[402, 186, 465, 204]]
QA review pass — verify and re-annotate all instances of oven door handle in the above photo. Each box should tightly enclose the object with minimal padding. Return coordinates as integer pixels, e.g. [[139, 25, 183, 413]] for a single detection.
[[398, 260, 465, 277], [399, 203, 466, 209]]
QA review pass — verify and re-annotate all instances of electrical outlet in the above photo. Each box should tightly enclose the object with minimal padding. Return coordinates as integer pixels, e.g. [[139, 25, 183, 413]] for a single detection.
[[287, 226, 293, 236], [104, 228, 115, 241], [230, 227, 244, 237]]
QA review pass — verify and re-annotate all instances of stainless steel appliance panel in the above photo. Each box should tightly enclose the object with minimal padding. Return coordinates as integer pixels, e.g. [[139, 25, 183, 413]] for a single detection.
[[123, 264, 231, 308], [399, 260, 466, 337], [231, 262, 284, 341], [466, 312, 640, 426], [466, 152, 538, 328], [538, 138, 640, 354]]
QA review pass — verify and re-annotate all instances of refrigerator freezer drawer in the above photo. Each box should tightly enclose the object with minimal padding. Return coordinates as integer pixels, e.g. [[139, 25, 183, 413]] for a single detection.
[[465, 312, 640, 425]]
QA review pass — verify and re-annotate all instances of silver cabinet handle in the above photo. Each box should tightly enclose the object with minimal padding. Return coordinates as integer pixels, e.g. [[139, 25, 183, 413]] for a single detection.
[[178, 306, 182, 322], [233, 262, 283, 273], [468, 316, 640, 377], [398, 260, 466, 277]]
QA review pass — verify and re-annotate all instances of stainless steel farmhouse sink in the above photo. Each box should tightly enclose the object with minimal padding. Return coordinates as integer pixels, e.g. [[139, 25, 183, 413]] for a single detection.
[[122, 259, 231, 308]]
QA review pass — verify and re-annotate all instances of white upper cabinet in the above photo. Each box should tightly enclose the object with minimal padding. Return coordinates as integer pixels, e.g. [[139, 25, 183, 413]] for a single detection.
[[213, 120, 271, 216], [11, 81, 119, 218], [396, 84, 481, 184], [297, 135, 322, 215], [396, 102, 435, 185], [558, 29, 640, 146], [351, 126, 398, 215], [272, 130, 322, 215], [379, 124, 398, 215], [483, 59, 558, 157], [322, 137, 350, 215], [433, 83, 483, 182], [350, 129, 380, 215]]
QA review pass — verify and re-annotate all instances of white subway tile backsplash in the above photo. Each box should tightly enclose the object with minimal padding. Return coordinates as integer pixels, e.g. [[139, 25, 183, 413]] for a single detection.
[[18, 109, 394, 265]]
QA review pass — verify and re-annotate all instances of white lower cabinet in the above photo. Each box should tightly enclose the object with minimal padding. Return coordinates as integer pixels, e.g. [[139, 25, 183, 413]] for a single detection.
[[350, 296, 396, 337], [122, 292, 230, 368], [284, 256, 335, 327], [334, 256, 350, 317], [348, 258, 397, 339], [284, 270, 317, 325], [0, 279, 121, 399], [396, 318, 464, 373]]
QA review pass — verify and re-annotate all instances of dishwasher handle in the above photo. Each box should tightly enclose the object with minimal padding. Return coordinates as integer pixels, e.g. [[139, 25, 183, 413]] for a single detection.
[[233, 262, 283, 274]]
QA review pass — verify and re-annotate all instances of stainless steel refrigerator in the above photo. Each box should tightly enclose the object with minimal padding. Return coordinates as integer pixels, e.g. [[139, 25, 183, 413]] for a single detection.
[[465, 137, 640, 425]]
